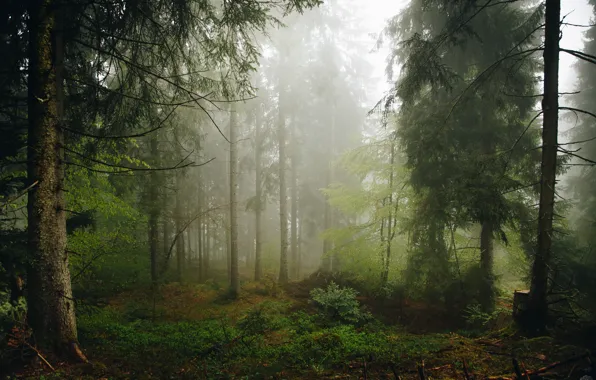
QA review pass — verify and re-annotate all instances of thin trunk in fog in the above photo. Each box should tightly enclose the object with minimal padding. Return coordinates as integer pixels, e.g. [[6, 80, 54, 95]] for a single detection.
[[175, 139, 185, 283], [278, 90, 289, 284], [204, 214, 210, 279], [197, 135, 204, 282], [290, 118, 299, 280], [297, 216, 302, 280], [26, 0, 85, 358], [163, 188, 170, 259], [479, 221, 494, 312], [322, 106, 335, 272], [528, 0, 560, 333], [149, 135, 159, 286], [229, 103, 240, 297], [254, 96, 263, 281], [381, 140, 396, 286]]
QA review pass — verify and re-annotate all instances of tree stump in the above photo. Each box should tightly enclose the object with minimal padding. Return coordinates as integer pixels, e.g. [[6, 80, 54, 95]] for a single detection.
[[513, 290, 530, 322]]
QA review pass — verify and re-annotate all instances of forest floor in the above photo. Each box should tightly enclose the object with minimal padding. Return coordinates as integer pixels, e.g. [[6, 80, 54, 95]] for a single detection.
[[3, 275, 594, 379]]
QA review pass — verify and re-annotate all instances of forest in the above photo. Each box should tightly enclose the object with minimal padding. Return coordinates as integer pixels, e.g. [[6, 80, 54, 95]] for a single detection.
[[2, 0, 596, 378]]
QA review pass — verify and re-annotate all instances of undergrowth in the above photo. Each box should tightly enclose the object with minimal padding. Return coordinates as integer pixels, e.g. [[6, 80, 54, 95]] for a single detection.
[[6, 281, 591, 379]]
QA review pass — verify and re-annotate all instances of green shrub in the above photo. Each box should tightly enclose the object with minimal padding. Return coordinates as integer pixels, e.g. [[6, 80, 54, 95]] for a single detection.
[[310, 282, 371, 325]]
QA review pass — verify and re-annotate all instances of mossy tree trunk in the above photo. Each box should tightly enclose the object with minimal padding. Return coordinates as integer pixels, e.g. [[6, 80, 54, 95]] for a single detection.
[[26, 0, 85, 360]]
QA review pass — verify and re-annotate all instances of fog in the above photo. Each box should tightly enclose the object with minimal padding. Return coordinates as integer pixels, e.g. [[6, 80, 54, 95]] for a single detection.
[[2, 0, 596, 377]]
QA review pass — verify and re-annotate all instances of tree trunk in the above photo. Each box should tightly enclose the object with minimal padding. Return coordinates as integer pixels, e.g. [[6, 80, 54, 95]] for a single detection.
[[162, 188, 170, 260], [381, 140, 396, 286], [149, 135, 159, 286], [26, 0, 85, 359], [479, 221, 495, 312], [204, 215, 210, 280], [322, 106, 335, 272], [297, 215, 302, 280], [175, 167, 185, 283], [197, 135, 204, 282], [290, 118, 299, 280], [255, 99, 263, 281], [278, 91, 289, 284], [528, 0, 560, 334], [229, 103, 240, 297]]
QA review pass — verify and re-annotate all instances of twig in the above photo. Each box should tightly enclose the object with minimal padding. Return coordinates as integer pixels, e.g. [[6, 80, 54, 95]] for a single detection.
[[363, 358, 368, 380], [24, 342, 55, 371], [1, 181, 39, 213], [525, 352, 589, 376]]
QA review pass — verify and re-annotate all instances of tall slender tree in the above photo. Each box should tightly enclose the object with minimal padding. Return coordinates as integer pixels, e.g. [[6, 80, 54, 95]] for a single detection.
[[229, 103, 240, 296], [278, 88, 289, 284], [527, 0, 561, 333]]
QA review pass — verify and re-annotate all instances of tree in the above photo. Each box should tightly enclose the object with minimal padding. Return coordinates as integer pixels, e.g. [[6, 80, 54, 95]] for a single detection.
[[527, 0, 561, 334], [229, 103, 240, 296], [278, 87, 289, 284], [254, 85, 264, 281], [16, 0, 322, 358], [26, 0, 85, 358], [382, 0, 541, 309]]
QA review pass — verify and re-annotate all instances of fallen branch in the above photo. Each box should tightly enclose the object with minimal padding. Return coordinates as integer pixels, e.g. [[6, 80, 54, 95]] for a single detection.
[[24, 342, 55, 371], [525, 352, 589, 377]]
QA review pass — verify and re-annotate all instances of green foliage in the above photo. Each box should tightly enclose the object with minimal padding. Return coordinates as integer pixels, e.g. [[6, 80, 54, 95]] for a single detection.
[[310, 282, 371, 325]]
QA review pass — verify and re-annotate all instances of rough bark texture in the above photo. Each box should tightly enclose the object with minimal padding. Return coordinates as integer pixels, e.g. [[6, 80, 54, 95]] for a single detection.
[[479, 221, 495, 312], [229, 103, 240, 296], [26, 0, 84, 358], [149, 136, 159, 285], [528, 0, 560, 333], [278, 91, 289, 284], [254, 100, 263, 281]]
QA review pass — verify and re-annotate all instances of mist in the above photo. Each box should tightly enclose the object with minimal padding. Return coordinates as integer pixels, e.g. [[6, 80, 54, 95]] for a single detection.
[[2, 0, 596, 378]]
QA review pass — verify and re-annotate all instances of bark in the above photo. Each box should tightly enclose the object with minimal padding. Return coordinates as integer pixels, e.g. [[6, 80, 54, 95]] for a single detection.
[[528, 0, 560, 333], [479, 221, 495, 312], [149, 135, 159, 286], [278, 91, 289, 284], [229, 103, 240, 297], [26, 0, 85, 359], [290, 119, 298, 280], [254, 100, 263, 281]]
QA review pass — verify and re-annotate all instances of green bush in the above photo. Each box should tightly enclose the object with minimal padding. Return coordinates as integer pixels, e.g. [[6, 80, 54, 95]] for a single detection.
[[310, 282, 372, 325]]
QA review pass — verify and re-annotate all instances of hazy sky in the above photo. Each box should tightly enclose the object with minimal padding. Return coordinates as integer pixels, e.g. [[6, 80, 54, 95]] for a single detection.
[[360, 0, 594, 114]]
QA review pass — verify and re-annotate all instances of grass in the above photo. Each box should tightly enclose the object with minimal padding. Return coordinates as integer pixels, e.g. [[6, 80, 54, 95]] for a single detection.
[[4, 280, 592, 379]]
